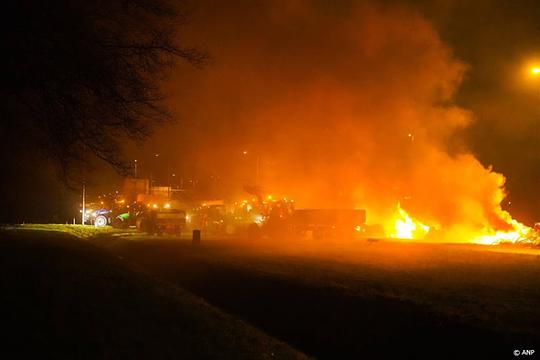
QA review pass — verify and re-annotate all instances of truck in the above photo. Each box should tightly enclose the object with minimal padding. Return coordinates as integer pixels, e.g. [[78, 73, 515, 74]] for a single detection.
[[137, 206, 186, 236], [243, 203, 367, 241], [192, 190, 367, 241]]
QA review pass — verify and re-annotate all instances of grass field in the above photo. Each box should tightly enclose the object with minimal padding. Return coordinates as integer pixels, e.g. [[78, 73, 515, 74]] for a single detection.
[[2, 225, 539, 359], [99, 235, 540, 359], [2, 223, 122, 238], [0, 228, 307, 359]]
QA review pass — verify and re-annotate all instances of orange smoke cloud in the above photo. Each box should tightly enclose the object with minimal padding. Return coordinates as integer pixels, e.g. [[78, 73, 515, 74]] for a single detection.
[[164, 1, 534, 243]]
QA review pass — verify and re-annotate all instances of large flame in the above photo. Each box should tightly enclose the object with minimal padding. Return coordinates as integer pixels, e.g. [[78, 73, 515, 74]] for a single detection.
[[388, 204, 430, 240], [384, 203, 537, 245], [470, 214, 535, 245]]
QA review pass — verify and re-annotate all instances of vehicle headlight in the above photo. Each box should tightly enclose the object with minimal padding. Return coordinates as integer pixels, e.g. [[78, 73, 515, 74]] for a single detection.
[[254, 215, 264, 224]]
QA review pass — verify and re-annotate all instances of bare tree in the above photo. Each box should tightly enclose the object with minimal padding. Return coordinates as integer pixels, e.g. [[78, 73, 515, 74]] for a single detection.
[[0, 0, 205, 184]]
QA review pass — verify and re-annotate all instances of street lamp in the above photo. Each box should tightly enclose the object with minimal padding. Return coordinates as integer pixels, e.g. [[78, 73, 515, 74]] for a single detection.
[[242, 150, 261, 186], [528, 65, 540, 102], [134, 159, 138, 178], [81, 183, 86, 225], [150, 153, 160, 191]]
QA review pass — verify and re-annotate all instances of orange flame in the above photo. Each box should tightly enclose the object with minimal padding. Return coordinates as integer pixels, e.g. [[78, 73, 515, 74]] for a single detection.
[[388, 203, 430, 240], [383, 203, 538, 245], [470, 215, 535, 245]]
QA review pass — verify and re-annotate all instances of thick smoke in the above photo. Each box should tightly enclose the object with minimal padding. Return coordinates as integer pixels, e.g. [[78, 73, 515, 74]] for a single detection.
[[164, 0, 517, 241]]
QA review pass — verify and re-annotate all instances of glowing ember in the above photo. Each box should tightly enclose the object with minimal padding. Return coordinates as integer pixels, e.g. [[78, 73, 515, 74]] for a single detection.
[[389, 204, 430, 239]]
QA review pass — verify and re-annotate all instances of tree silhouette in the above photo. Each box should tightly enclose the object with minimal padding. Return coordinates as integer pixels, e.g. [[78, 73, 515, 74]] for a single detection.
[[0, 0, 205, 183]]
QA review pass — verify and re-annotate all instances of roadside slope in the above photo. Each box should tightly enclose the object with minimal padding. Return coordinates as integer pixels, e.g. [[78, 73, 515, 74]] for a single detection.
[[0, 230, 307, 359]]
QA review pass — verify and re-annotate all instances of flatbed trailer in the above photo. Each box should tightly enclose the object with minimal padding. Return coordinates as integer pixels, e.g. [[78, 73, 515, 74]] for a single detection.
[[289, 209, 367, 239]]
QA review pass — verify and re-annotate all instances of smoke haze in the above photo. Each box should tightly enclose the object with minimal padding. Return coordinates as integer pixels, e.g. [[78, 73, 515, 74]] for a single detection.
[[156, 0, 520, 239]]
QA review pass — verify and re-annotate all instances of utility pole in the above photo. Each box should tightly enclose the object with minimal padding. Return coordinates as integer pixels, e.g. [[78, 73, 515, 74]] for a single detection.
[[81, 183, 86, 225], [81, 143, 88, 225], [151, 153, 159, 194], [167, 161, 171, 199], [256, 155, 261, 186]]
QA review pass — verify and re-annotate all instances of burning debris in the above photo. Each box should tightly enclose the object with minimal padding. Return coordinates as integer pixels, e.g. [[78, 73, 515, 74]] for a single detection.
[[470, 216, 538, 245], [381, 202, 539, 245], [387, 203, 430, 240]]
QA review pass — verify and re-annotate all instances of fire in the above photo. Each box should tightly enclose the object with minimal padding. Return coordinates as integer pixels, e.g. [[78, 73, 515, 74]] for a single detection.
[[382, 203, 538, 245], [389, 204, 430, 239], [470, 216, 535, 245]]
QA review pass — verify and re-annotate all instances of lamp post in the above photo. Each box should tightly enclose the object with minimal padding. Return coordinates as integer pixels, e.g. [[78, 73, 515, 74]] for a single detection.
[[531, 67, 540, 93], [150, 153, 159, 193], [242, 150, 261, 186], [529, 66, 540, 117], [531, 67, 540, 164], [81, 183, 86, 225]]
